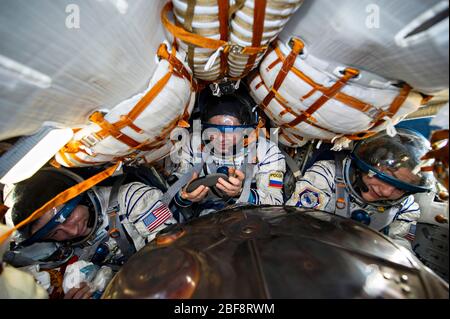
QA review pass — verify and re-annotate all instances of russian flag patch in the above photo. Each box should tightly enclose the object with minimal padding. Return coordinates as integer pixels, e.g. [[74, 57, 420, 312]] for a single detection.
[[268, 172, 283, 189]]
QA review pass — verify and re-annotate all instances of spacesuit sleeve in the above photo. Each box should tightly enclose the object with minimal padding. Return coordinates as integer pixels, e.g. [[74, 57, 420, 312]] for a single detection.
[[286, 160, 335, 211], [251, 143, 286, 205], [118, 182, 177, 248], [387, 195, 420, 250]]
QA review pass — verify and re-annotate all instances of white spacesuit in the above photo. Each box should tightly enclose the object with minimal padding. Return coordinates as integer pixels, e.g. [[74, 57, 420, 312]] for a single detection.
[[287, 128, 434, 250], [172, 88, 286, 216], [286, 159, 420, 249], [5, 168, 177, 269], [174, 136, 286, 214], [73, 181, 177, 262]]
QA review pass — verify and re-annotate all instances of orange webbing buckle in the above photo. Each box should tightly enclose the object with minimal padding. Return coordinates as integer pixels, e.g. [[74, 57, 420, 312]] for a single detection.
[[336, 197, 346, 210], [343, 68, 360, 79], [108, 228, 121, 239], [335, 181, 347, 210], [288, 37, 305, 55]]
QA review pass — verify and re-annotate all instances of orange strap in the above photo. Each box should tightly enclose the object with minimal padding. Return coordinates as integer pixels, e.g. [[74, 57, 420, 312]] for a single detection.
[[218, 3, 230, 43], [243, 117, 266, 147], [59, 150, 113, 167], [288, 68, 360, 127], [157, 43, 197, 90], [161, 2, 266, 55], [266, 56, 282, 72], [258, 75, 379, 142], [262, 46, 413, 139], [344, 131, 378, 141], [162, 2, 227, 50], [57, 149, 75, 167], [63, 140, 84, 153], [291, 132, 306, 142], [273, 46, 372, 113], [241, 45, 268, 55], [91, 70, 173, 148], [63, 49, 185, 157], [371, 84, 412, 129], [131, 92, 194, 153], [69, 152, 108, 166], [90, 111, 142, 148], [125, 72, 173, 123], [242, 0, 267, 76], [281, 131, 303, 145], [0, 162, 121, 245], [122, 116, 144, 133], [49, 159, 62, 169], [250, 1, 266, 49], [386, 84, 412, 117], [385, 84, 412, 118], [261, 38, 304, 110], [59, 43, 191, 162]]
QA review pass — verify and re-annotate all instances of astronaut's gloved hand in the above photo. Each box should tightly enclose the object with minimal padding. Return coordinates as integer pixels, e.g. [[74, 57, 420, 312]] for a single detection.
[[216, 168, 245, 198]]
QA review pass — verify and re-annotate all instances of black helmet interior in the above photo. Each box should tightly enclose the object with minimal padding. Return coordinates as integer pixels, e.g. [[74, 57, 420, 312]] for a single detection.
[[199, 84, 258, 126]]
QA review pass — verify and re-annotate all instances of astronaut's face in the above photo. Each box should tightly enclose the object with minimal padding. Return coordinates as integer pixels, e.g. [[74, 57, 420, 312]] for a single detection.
[[360, 167, 419, 202], [31, 205, 92, 241], [207, 115, 242, 154]]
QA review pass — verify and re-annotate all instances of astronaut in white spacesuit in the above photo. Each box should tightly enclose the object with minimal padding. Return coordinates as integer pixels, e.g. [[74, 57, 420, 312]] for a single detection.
[[172, 88, 286, 217], [287, 128, 434, 250], [4, 167, 177, 291]]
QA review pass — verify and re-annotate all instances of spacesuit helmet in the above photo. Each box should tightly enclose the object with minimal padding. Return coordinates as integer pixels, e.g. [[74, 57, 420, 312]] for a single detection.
[[10, 167, 103, 247], [200, 84, 258, 126], [200, 85, 259, 154], [345, 128, 434, 207]]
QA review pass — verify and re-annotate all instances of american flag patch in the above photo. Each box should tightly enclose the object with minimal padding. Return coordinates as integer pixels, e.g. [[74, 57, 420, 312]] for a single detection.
[[142, 201, 172, 232], [404, 224, 416, 242]]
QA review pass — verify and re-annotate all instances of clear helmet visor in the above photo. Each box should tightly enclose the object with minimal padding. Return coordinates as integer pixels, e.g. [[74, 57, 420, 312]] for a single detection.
[[47, 168, 103, 247], [351, 128, 435, 193], [201, 115, 257, 155], [14, 168, 103, 248]]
